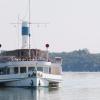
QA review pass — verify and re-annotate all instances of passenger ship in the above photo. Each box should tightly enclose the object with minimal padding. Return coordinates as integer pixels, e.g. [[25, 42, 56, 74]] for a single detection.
[[0, 21, 62, 87]]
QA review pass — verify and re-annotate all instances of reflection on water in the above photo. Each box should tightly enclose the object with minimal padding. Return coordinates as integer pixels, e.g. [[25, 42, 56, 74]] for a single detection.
[[0, 87, 60, 100], [1, 72, 100, 100]]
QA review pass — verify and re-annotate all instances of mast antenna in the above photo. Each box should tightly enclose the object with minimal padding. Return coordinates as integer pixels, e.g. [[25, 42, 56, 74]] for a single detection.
[[11, 0, 49, 60], [29, 0, 31, 59]]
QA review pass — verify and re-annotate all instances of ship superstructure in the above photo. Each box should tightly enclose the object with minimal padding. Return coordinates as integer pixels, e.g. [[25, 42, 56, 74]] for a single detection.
[[0, 0, 62, 87], [0, 20, 62, 87]]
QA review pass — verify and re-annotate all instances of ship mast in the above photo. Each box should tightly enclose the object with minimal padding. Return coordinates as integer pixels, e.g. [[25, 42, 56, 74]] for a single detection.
[[29, 0, 31, 59]]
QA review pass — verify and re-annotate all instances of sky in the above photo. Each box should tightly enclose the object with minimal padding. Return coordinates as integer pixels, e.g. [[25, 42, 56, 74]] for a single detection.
[[0, 0, 100, 53]]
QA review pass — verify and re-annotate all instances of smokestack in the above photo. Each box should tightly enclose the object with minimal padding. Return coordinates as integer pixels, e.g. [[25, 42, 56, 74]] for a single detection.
[[21, 21, 29, 49]]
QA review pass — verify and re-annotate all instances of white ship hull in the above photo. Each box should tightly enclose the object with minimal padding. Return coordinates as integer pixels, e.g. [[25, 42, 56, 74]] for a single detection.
[[0, 72, 62, 87], [0, 60, 62, 87]]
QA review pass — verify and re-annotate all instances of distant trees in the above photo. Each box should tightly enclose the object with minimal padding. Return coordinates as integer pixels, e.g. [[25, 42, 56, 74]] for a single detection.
[[50, 49, 100, 72]]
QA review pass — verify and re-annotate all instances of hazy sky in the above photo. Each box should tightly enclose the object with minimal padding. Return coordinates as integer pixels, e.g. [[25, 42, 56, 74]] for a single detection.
[[0, 0, 100, 53]]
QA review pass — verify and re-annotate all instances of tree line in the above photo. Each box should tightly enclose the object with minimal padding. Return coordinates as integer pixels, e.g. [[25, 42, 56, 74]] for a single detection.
[[50, 49, 100, 71]]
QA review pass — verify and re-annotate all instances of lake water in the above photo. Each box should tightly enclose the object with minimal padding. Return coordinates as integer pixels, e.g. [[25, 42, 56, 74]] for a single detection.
[[1, 72, 100, 100]]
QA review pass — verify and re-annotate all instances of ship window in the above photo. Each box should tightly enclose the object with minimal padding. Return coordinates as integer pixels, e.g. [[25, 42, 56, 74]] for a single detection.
[[37, 67, 43, 72], [14, 67, 18, 74], [49, 67, 51, 74], [43, 67, 49, 73], [21, 51, 24, 56], [6, 68, 10, 74], [28, 67, 36, 72], [20, 67, 26, 73], [0, 67, 10, 75]]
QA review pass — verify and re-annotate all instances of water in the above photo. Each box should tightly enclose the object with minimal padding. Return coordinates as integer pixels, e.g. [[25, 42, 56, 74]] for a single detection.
[[1, 72, 100, 100]]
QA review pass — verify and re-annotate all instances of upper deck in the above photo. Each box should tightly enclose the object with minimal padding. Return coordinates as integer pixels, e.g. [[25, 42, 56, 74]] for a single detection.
[[0, 49, 62, 75], [0, 60, 52, 68]]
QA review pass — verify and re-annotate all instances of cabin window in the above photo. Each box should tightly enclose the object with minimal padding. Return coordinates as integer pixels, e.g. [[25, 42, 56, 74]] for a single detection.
[[6, 68, 10, 74], [0, 68, 5, 75], [21, 51, 24, 56], [43, 67, 49, 73], [28, 67, 35, 72], [14, 67, 18, 74], [20, 67, 26, 73], [0, 67, 10, 75], [37, 67, 43, 72], [0, 69, 2, 75], [49, 67, 51, 74]]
